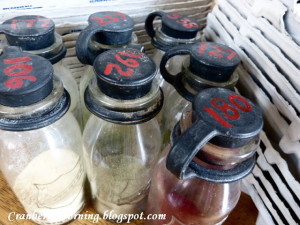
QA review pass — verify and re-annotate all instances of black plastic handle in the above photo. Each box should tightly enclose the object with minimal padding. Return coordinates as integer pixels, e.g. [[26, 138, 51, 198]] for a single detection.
[[76, 26, 104, 65], [166, 120, 257, 182], [166, 120, 218, 179], [145, 11, 166, 38], [160, 45, 192, 85], [0, 25, 4, 33], [188, 154, 256, 183]]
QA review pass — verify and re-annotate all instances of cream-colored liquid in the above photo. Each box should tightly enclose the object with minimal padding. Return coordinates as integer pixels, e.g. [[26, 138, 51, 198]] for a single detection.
[[13, 149, 85, 224]]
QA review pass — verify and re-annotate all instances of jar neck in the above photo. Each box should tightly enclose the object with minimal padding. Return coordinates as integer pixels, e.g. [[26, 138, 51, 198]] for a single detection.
[[0, 76, 64, 119], [53, 60, 63, 67], [88, 33, 138, 52], [6, 33, 65, 64], [177, 59, 239, 101], [153, 26, 201, 51], [84, 75, 163, 124]]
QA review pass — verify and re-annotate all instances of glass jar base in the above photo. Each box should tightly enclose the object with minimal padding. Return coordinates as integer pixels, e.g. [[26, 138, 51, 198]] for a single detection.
[[93, 196, 146, 223]]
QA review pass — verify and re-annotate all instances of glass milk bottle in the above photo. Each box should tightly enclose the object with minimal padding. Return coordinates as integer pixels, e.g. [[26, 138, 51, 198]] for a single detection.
[[147, 88, 263, 225], [76, 11, 140, 127], [0, 15, 81, 127], [160, 42, 241, 148], [0, 47, 85, 224], [82, 48, 163, 219], [145, 11, 201, 97]]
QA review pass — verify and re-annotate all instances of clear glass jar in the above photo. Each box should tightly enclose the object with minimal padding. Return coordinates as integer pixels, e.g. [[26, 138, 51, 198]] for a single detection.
[[1, 15, 81, 128], [83, 115, 161, 215], [160, 42, 241, 148], [147, 146, 242, 225], [83, 48, 163, 220], [146, 88, 263, 225], [161, 89, 189, 146], [76, 11, 140, 128], [0, 47, 85, 224], [53, 59, 81, 125]]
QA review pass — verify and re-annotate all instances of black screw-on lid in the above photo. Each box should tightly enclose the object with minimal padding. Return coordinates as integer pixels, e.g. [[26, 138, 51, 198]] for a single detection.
[[161, 13, 199, 39], [2, 15, 55, 51], [93, 48, 157, 100], [0, 46, 53, 107], [166, 88, 263, 180], [193, 88, 263, 145], [160, 42, 241, 101], [189, 42, 241, 82], [88, 11, 134, 45], [145, 11, 199, 40]]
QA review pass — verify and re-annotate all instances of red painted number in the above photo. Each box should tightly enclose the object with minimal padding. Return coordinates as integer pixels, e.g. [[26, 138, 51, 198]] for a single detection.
[[167, 14, 198, 29], [198, 43, 237, 60], [91, 12, 126, 26], [10, 17, 51, 30], [228, 94, 252, 112], [104, 51, 142, 77], [112, 12, 126, 20], [204, 106, 232, 128], [5, 76, 37, 89], [204, 94, 252, 128], [209, 46, 223, 58], [177, 18, 198, 29], [3, 56, 36, 89], [11, 20, 18, 29], [104, 64, 133, 77], [211, 98, 240, 120], [225, 49, 237, 61], [198, 43, 206, 54], [23, 19, 36, 28], [4, 56, 31, 64], [38, 18, 51, 30], [115, 55, 139, 68], [4, 64, 33, 77], [167, 14, 181, 20]]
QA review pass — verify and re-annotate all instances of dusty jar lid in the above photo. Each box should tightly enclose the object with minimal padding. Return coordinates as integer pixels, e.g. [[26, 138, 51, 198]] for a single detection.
[[94, 48, 157, 100], [160, 42, 241, 101], [1, 15, 67, 64], [145, 11, 199, 39], [188, 42, 241, 82], [0, 46, 53, 107], [0, 47, 70, 131], [166, 88, 263, 181], [145, 11, 200, 51], [161, 42, 241, 83], [88, 11, 134, 45], [85, 48, 163, 124], [2, 15, 55, 50]]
